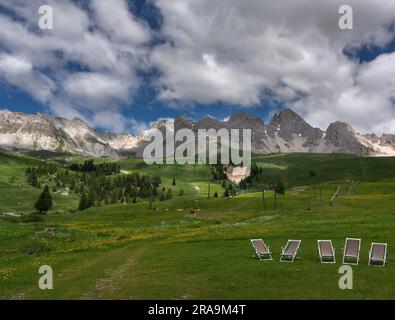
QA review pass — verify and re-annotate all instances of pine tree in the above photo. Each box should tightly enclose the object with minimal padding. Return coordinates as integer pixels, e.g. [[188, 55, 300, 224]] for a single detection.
[[166, 188, 173, 199], [214, 191, 219, 198], [30, 171, 39, 188], [78, 192, 89, 211], [88, 188, 96, 207], [172, 178, 176, 186], [223, 188, 230, 198], [111, 192, 117, 204], [34, 185, 53, 214], [178, 189, 184, 196], [132, 197, 137, 203]]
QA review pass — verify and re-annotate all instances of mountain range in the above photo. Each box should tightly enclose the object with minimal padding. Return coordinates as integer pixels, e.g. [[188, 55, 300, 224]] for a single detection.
[[0, 108, 394, 158]]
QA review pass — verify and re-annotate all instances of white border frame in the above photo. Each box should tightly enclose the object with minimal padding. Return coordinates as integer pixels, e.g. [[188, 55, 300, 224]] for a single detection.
[[250, 239, 273, 261], [342, 238, 361, 265], [368, 242, 387, 267], [280, 239, 301, 263], [317, 240, 336, 264]]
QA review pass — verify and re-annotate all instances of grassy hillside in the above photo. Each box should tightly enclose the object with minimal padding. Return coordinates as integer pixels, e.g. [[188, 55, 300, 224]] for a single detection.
[[0, 151, 394, 299], [253, 153, 395, 187]]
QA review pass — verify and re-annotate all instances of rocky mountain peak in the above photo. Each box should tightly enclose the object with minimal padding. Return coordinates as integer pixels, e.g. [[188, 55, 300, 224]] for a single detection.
[[270, 108, 304, 127], [380, 134, 395, 146], [325, 121, 374, 155], [195, 116, 224, 130], [227, 112, 264, 129], [269, 108, 323, 142], [174, 115, 194, 131], [70, 117, 90, 128], [0, 109, 394, 157], [326, 121, 356, 134]]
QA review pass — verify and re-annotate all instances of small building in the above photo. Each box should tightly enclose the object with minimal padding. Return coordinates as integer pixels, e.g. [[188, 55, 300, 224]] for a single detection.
[[226, 166, 250, 185]]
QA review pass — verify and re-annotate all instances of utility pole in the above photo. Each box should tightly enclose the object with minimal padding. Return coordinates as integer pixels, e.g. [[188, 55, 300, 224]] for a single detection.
[[149, 176, 153, 211], [262, 186, 266, 211]]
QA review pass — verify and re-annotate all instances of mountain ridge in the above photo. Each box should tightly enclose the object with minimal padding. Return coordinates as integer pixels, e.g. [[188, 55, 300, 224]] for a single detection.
[[1, 108, 394, 157]]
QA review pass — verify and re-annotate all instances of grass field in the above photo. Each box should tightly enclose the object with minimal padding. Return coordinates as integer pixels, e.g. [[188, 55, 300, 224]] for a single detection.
[[0, 151, 394, 299]]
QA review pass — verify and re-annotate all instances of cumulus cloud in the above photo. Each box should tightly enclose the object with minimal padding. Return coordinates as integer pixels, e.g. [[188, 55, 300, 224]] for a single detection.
[[151, 0, 395, 133], [0, 0, 150, 132], [0, 0, 395, 135], [90, 0, 150, 44]]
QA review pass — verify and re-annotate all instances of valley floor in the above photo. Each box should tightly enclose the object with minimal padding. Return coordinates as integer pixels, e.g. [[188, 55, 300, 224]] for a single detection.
[[0, 153, 394, 299]]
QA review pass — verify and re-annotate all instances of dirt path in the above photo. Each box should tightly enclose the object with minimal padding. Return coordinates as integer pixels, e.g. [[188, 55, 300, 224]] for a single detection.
[[80, 246, 147, 300]]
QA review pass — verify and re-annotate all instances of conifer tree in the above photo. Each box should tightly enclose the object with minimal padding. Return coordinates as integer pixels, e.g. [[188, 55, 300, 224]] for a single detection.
[[34, 185, 53, 214], [78, 192, 89, 211], [88, 189, 96, 207]]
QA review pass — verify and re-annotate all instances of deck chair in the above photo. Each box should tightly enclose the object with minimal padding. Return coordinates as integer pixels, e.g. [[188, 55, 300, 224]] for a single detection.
[[317, 240, 336, 263], [342, 238, 361, 265], [280, 240, 301, 262], [250, 239, 273, 261], [368, 243, 387, 267]]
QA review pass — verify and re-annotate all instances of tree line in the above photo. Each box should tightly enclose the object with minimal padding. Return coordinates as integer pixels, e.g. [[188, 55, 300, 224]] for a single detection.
[[26, 161, 177, 213]]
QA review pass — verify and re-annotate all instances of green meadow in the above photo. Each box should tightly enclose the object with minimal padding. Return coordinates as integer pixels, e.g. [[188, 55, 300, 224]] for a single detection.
[[0, 151, 394, 299]]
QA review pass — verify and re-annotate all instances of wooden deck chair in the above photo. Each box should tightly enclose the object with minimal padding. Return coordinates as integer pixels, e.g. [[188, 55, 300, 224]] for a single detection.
[[280, 240, 301, 262], [368, 243, 387, 267], [317, 240, 336, 263], [342, 238, 361, 265], [250, 239, 272, 261]]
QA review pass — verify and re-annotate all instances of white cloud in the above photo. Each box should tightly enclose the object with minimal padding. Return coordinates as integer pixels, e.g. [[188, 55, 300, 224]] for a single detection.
[[63, 72, 130, 109], [0, 0, 394, 135], [0, 54, 32, 75], [0, 0, 150, 132], [152, 0, 395, 133], [90, 0, 150, 44]]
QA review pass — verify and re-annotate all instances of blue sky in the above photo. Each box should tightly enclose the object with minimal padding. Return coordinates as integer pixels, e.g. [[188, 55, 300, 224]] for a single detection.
[[0, 0, 395, 134]]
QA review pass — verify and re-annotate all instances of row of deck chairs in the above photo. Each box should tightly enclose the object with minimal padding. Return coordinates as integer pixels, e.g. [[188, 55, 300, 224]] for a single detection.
[[251, 238, 388, 266]]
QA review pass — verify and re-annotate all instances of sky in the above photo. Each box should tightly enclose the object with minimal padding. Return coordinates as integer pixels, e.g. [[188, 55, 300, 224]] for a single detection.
[[0, 0, 394, 135]]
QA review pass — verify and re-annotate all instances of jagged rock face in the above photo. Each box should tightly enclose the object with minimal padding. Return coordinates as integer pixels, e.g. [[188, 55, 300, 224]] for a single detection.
[[1, 109, 395, 158], [380, 134, 395, 146], [225, 112, 267, 151], [364, 133, 380, 144], [195, 117, 224, 131], [325, 121, 374, 155], [269, 108, 324, 145], [174, 116, 194, 132], [227, 112, 265, 130], [0, 111, 117, 157], [107, 134, 139, 151]]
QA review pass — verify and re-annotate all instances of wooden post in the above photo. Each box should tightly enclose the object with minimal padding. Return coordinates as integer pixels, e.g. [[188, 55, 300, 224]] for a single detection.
[[263, 187, 266, 211], [330, 185, 340, 207], [149, 178, 153, 211]]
